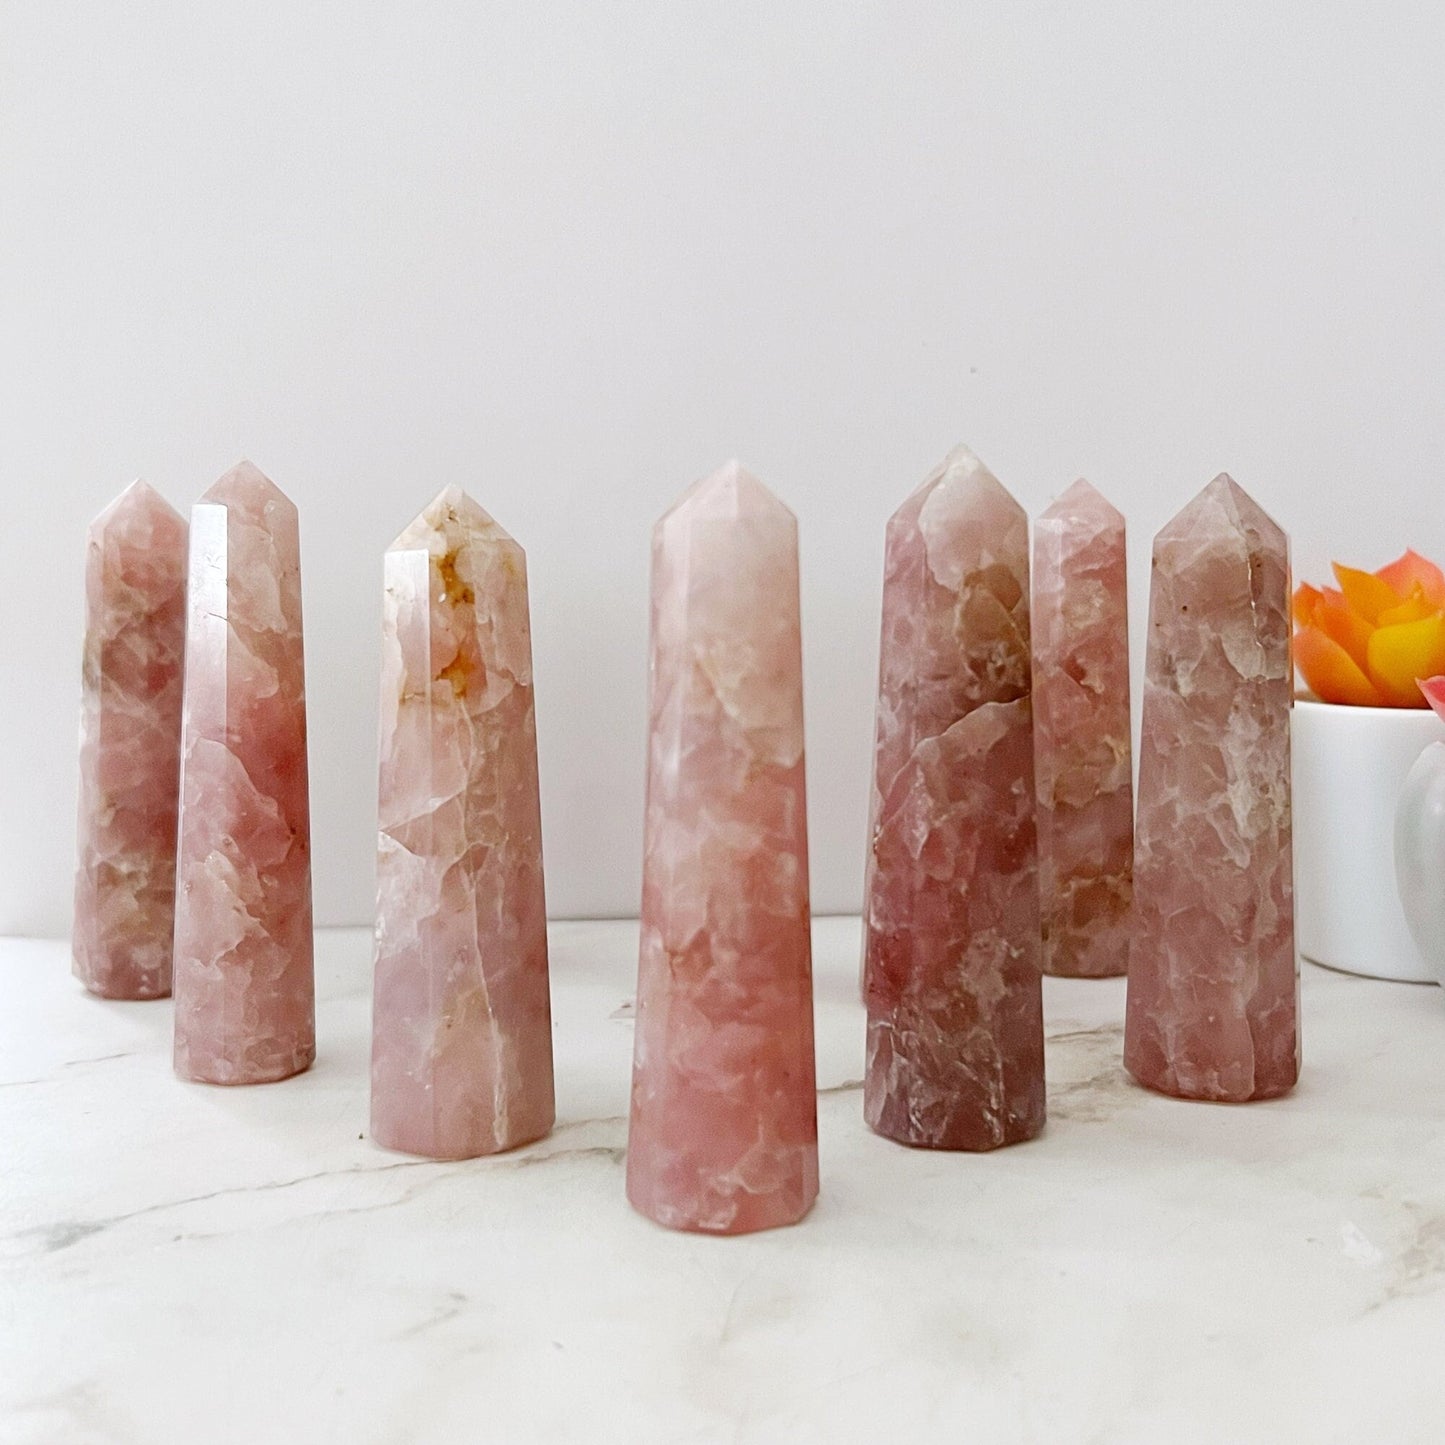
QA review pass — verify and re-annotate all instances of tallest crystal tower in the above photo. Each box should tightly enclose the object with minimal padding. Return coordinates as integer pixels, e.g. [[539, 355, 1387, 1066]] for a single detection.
[[626, 461, 818, 1234]]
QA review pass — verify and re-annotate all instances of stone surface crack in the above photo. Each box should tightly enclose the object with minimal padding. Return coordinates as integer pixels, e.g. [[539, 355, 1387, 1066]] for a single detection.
[[14, 1116, 631, 1257]]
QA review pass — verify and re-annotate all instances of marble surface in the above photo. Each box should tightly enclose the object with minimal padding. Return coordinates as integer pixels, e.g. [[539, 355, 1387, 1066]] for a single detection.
[[5, 919, 1445, 1443]]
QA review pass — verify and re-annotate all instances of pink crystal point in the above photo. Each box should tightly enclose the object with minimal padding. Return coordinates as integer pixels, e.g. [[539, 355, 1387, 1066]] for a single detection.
[[626, 461, 818, 1234], [862, 445, 1045, 1151], [172, 462, 315, 1085], [1032, 478, 1134, 978], [370, 488, 555, 1159], [72, 481, 188, 1000], [1125, 474, 1298, 1102]]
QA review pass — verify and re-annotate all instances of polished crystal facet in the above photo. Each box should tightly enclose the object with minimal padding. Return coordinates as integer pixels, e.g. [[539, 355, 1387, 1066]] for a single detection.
[[1032, 478, 1134, 977], [172, 462, 316, 1085], [626, 461, 819, 1234], [371, 488, 555, 1159], [1125, 474, 1298, 1101], [862, 446, 1045, 1151], [72, 481, 187, 1000]]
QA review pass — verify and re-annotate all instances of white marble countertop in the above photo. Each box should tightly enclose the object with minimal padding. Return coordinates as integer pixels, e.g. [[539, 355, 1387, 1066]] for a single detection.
[[4, 918, 1445, 1444]]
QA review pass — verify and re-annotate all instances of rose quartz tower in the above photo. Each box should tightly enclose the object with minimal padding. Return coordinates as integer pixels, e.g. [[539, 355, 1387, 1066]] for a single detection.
[[1032, 479, 1134, 978], [1125, 474, 1297, 1102], [862, 446, 1045, 1151], [370, 488, 555, 1159], [172, 462, 315, 1085], [627, 461, 818, 1234], [72, 481, 187, 1000]]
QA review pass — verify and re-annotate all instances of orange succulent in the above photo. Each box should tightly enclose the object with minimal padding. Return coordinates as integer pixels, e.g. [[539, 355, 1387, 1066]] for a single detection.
[[1294, 550, 1445, 707]]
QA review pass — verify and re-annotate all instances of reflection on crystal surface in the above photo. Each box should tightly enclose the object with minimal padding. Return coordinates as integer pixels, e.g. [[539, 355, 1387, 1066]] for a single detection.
[[172, 462, 315, 1085]]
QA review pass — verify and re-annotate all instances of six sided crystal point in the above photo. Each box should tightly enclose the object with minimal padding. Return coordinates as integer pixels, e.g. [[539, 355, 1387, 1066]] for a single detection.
[[172, 460, 316, 1085], [862, 445, 1045, 1151], [1033, 477, 1134, 978], [62, 450, 1296, 1147], [1125, 472, 1298, 1102], [626, 459, 819, 1233], [371, 486, 555, 1159], [72, 479, 188, 1000]]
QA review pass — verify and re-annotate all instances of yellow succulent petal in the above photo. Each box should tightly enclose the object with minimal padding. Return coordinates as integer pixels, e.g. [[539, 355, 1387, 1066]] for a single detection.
[[1334, 563, 1399, 623], [1295, 626, 1386, 706], [1365, 615, 1445, 707], [1376, 586, 1437, 627]]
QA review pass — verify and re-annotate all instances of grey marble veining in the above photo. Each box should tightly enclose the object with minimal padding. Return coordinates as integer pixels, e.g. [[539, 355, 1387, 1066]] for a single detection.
[[4, 922, 1445, 1443]]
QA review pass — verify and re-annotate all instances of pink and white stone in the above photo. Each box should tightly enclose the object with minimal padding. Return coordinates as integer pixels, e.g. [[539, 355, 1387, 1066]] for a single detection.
[[627, 461, 818, 1234], [72, 481, 187, 1000], [862, 446, 1045, 1151], [1032, 478, 1134, 978], [371, 488, 555, 1159], [172, 462, 315, 1085], [1124, 474, 1298, 1102]]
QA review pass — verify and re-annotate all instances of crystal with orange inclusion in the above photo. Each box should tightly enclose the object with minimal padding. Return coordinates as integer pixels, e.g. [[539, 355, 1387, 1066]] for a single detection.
[[370, 488, 555, 1160]]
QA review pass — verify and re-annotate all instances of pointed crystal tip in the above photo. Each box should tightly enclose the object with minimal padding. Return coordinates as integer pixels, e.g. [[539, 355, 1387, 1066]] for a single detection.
[[1160, 472, 1284, 549], [1039, 476, 1123, 525], [938, 442, 990, 478], [91, 478, 186, 535], [390, 486, 513, 551], [894, 443, 1022, 527], [938, 445, 1006, 495], [659, 459, 794, 529], [201, 460, 295, 512], [119, 477, 159, 504]]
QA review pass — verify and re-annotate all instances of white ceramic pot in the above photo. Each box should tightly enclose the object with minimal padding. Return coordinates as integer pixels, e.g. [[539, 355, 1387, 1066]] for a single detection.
[[1293, 698, 1445, 981], [1395, 741, 1445, 986]]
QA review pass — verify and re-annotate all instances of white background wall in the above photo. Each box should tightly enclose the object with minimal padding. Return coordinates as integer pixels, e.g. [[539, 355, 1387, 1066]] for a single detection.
[[4, 2, 1445, 936]]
